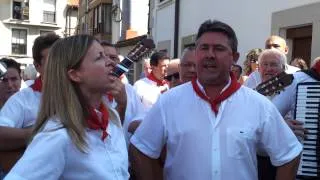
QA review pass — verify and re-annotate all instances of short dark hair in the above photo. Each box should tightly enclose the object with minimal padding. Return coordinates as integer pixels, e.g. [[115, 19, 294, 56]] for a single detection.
[[32, 33, 60, 65], [196, 20, 238, 52], [0, 58, 21, 75], [150, 51, 169, 66]]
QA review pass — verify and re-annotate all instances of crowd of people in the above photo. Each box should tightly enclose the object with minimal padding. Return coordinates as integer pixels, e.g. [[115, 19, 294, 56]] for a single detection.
[[0, 19, 319, 180]]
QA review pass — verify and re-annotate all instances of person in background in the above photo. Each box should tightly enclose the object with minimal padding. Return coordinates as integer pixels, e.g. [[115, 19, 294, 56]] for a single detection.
[[242, 48, 263, 83], [0, 33, 60, 153], [139, 59, 151, 79], [231, 64, 242, 82], [4, 34, 129, 180], [244, 36, 299, 89], [0, 58, 21, 109], [133, 51, 169, 111], [179, 46, 197, 83], [290, 57, 308, 70], [100, 41, 146, 146], [22, 64, 37, 87], [165, 59, 181, 88]]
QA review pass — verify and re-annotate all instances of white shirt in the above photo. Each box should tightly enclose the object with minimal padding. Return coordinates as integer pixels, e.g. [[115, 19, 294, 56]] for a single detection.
[[133, 77, 168, 111], [272, 71, 318, 117], [5, 102, 129, 180], [131, 80, 302, 180], [108, 83, 146, 146], [244, 64, 300, 89], [0, 86, 41, 128]]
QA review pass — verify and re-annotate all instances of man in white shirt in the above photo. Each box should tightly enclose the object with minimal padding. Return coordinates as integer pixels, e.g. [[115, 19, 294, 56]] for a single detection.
[[100, 41, 146, 144], [133, 51, 169, 111], [244, 35, 300, 89], [129, 20, 302, 180], [0, 33, 60, 153]]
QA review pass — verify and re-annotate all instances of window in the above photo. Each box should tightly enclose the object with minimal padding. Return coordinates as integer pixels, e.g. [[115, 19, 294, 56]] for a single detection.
[[12, 0, 29, 20], [102, 4, 112, 34], [12, 29, 27, 55], [43, 0, 56, 23], [92, 4, 112, 35]]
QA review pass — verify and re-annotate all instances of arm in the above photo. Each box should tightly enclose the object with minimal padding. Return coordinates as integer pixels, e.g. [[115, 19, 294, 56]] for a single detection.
[[0, 126, 32, 150], [259, 104, 302, 179], [129, 144, 163, 180], [128, 120, 141, 134], [276, 154, 301, 180], [0, 92, 32, 150], [4, 128, 67, 180], [129, 97, 167, 180]]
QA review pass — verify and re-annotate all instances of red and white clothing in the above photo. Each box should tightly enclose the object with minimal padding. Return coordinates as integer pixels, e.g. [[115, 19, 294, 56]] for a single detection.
[[133, 74, 169, 111], [5, 98, 129, 180], [0, 81, 41, 128], [131, 78, 302, 180], [107, 83, 146, 145], [244, 64, 300, 89]]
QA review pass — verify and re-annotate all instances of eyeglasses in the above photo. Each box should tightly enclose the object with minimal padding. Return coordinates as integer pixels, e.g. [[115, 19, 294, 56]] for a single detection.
[[165, 72, 180, 81]]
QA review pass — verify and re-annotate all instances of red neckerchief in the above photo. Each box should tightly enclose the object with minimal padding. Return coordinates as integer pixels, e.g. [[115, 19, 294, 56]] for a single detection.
[[312, 60, 320, 74], [31, 77, 42, 92], [147, 72, 168, 93], [86, 103, 109, 141], [191, 73, 241, 115], [147, 72, 168, 87]]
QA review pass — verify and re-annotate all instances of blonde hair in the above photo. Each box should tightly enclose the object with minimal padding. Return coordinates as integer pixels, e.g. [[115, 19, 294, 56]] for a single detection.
[[33, 35, 97, 152], [243, 48, 263, 75]]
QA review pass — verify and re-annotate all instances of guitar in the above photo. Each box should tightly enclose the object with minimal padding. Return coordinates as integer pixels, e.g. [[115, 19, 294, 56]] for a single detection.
[[255, 71, 294, 96], [112, 38, 155, 77]]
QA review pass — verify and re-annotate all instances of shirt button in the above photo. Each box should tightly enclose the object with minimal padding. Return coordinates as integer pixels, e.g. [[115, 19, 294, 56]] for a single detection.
[[214, 170, 218, 174], [213, 148, 217, 151]]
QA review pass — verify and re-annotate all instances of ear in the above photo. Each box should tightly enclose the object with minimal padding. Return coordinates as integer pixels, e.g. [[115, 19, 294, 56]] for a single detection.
[[284, 46, 289, 54], [67, 69, 81, 83], [232, 52, 240, 63], [33, 62, 41, 73]]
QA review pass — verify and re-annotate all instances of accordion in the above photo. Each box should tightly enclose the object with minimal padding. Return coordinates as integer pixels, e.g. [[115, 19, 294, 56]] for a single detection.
[[294, 82, 320, 179]]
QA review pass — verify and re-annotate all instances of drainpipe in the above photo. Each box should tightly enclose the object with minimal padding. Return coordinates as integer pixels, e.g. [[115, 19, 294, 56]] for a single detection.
[[173, 0, 180, 58], [147, 0, 151, 36], [65, 6, 70, 37]]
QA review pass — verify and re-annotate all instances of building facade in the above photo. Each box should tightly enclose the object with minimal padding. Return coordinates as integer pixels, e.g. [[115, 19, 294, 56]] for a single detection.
[[0, 0, 78, 66], [149, 0, 320, 66], [78, 0, 150, 83]]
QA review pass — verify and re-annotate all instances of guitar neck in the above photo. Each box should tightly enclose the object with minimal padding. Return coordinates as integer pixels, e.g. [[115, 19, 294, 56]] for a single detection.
[[112, 57, 134, 77]]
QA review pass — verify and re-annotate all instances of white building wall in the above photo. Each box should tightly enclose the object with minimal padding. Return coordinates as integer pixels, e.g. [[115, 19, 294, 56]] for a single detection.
[[0, 0, 72, 60], [151, 0, 320, 64]]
